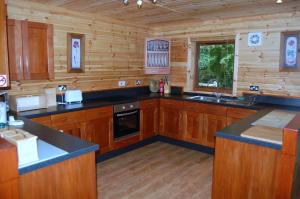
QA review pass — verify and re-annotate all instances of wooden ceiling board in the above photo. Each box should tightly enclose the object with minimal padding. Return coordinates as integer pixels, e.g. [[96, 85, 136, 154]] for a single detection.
[[17, 0, 300, 27]]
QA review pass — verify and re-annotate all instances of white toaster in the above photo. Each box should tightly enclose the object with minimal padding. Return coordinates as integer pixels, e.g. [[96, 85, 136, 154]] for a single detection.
[[65, 89, 83, 103]]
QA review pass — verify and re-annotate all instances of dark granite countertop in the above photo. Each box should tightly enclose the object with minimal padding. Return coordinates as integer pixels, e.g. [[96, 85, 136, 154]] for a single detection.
[[15, 117, 98, 175], [217, 104, 300, 150], [16, 93, 262, 119], [13, 91, 300, 170]]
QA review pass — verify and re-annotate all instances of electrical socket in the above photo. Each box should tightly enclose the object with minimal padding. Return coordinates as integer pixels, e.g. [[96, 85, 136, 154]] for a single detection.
[[118, 81, 126, 87], [136, 80, 141, 86], [249, 85, 259, 91], [58, 85, 67, 91]]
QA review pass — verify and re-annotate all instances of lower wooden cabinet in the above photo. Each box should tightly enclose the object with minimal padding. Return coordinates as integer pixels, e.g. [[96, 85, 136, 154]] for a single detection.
[[213, 137, 280, 199], [85, 107, 113, 154], [51, 111, 86, 138], [183, 105, 204, 145], [30, 100, 258, 152], [0, 138, 19, 199], [31, 107, 113, 155], [159, 99, 184, 140], [31, 116, 51, 127], [202, 114, 227, 147], [182, 102, 227, 147], [140, 99, 159, 139], [227, 107, 257, 125]]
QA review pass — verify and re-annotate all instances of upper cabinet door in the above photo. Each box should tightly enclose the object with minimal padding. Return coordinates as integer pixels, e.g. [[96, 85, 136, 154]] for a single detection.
[[7, 19, 54, 81], [7, 19, 23, 81], [22, 21, 54, 80], [0, 0, 9, 87]]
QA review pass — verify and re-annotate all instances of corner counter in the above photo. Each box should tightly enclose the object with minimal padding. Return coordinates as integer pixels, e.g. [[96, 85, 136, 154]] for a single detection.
[[213, 107, 300, 199], [9, 117, 98, 199]]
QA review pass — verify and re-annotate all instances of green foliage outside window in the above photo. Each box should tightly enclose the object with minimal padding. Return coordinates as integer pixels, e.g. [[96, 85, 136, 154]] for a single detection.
[[197, 43, 235, 89]]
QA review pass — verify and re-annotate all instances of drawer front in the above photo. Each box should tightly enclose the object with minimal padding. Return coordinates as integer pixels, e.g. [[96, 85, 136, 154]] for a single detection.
[[51, 110, 85, 126], [201, 103, 227, 116], [160, 99, 184, 108], [227, 107, 257, 119], [31, 116, 51, 127], [184, 101, 206, 112], [85, 106, 113, 121], [140, 99, 159, 109]]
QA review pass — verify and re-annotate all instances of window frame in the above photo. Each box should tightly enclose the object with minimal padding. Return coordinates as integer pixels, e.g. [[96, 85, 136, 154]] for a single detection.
[[194, 40, 235, 94]]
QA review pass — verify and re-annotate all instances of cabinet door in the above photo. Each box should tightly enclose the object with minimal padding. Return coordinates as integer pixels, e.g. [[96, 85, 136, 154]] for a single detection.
[[0, 1, 9, 86], [52, 122, 84, 138], [31, 116, 51, 127], [203, 114, 227, 148], [140, 99, 159, 140], [7, 19, 23, 81], [85, 116, 112, 155], [85, 106, 113, 154], [184, 110, 204, 145], [160, 105, 183, 139], [227, 107, 257, 125], [21, 21, 54, 80]]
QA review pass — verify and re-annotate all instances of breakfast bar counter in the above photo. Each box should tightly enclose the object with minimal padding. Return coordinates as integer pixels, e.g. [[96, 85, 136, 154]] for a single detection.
[[2, 117, 99, 199]]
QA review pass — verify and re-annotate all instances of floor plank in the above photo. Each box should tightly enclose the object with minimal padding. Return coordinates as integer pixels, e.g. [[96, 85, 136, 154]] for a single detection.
[[97, 142, 213, 199]]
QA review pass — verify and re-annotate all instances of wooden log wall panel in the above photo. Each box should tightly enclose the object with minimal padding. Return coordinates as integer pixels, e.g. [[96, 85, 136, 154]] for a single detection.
[[6, 0, 161, 96], [170, 38, 188, 88], [153, 12, 300, 97]]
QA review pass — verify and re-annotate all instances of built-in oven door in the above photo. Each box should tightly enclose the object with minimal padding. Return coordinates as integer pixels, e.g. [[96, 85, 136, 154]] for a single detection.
[[114, 109, 140, 140]]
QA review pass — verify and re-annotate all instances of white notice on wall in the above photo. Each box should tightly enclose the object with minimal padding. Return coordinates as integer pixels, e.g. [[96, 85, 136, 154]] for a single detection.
[[248, 32, 263, 47]]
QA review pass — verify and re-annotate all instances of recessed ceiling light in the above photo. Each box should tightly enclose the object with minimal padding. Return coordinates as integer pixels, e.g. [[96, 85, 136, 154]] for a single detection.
[[123, 0, 129, 5], [137, 0, 143, 8], [276, 0, 283, 4]]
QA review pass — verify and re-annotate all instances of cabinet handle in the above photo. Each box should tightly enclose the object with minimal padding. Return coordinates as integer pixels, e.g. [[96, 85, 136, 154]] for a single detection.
[[19, 56, 22, 69]]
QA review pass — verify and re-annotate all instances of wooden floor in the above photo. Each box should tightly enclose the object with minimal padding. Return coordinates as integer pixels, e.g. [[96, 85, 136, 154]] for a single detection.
[[97, 142, 213, 199]]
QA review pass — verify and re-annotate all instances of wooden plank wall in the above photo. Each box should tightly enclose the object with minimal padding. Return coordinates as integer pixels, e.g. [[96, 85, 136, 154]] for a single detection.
[[6, 0, 162, 96], [153, 12, 300, 97]]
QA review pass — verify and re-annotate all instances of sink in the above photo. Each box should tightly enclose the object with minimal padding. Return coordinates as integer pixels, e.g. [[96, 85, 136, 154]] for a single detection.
[[186, 95, 255, 106]]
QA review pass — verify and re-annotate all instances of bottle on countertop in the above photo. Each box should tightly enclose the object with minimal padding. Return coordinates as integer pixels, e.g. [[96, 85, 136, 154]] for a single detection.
[[159, 79, 164, 94]]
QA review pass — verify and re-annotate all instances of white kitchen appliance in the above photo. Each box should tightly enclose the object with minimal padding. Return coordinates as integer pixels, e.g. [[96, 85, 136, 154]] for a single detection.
[[9, 95, 47, 112], [44, 87, 57, 107], [64, 89, 83, 103], [0, 102, 7, 124]]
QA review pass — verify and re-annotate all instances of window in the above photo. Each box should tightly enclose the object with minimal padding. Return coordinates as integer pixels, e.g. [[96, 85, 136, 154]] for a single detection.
[[194, 41, 235, 94]]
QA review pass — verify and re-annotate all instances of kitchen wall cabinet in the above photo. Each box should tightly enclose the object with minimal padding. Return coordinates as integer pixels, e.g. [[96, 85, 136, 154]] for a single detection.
[[0, 0, 9, 87], [85, 107, 113, 154], [159, 99, 184, 140], [140, 99, 159, 140], [7, 19, 54, 81]]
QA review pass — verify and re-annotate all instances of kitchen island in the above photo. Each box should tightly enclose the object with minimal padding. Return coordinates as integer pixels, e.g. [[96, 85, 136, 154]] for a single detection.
[[213, 106, 300, 199], [1, 117, 98, 199]]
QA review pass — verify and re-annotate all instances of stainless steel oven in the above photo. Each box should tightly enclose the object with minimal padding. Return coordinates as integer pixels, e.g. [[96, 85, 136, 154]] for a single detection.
[[113, 102, 140, 140]]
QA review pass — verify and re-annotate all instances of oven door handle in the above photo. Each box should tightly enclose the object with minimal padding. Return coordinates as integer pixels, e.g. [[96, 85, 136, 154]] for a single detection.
[[116, 110, 138, 117]]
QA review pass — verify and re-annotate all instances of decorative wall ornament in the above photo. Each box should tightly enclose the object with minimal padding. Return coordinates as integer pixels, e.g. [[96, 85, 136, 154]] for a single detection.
[[280, 31, 300, 72], [145, 38, 170, 74], [248, 32, 263, 47], [67, 33, 85, 73], [122, 0, 158, 8]]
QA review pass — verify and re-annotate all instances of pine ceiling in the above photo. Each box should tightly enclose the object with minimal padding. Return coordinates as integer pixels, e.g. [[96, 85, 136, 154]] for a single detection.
[[25, 0, 300, 26]]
